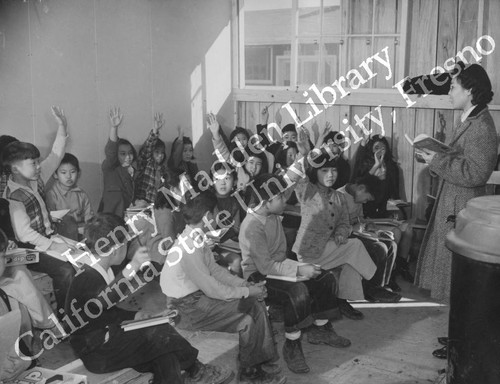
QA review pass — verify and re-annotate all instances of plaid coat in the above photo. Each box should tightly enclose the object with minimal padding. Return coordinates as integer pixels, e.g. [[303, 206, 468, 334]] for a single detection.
[[416, 106, 498, 302], [134, 130, 165, 203]]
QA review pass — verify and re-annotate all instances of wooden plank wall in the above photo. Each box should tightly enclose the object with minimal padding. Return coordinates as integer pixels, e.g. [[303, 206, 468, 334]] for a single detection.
[[236, 0, 500, 222]]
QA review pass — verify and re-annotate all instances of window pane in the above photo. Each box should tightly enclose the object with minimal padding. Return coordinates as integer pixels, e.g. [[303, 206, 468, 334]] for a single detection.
[[244, 0, 292, 86], [347, 0, 373, 35], [372, 37, 399, 88], [346, 37, 372, 87], [374, 0, 401, 34], [298, 0, 321, 37], [297, 41, 320, 86], [322, 41, 341, 85], [322, 0, 342, 35]]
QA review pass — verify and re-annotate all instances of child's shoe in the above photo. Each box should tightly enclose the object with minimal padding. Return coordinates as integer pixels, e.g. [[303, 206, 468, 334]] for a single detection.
[[239, 365, 287, 384], [184, 361, 234, 384], [282, 338, 310, 374], [307, 322, 351, 348]]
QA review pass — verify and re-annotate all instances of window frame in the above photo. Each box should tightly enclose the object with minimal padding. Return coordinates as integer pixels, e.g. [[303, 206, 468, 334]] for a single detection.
[[235, 0, 409, 92]]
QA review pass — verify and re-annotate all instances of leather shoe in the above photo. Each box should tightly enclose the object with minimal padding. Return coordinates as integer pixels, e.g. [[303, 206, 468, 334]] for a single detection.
[[339, 299, 364, 320], [364, 286, 402, 303], [438, 337, 448, 346], [432, 346, 447, 359]]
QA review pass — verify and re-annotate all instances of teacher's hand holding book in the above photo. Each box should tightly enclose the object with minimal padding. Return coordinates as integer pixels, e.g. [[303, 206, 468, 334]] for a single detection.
[[415, 148, 436, 164]]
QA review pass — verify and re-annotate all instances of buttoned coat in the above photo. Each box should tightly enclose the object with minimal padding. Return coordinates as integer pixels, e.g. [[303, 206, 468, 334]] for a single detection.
[[292, 178, 352, 259], [416, 106, 498, 302]]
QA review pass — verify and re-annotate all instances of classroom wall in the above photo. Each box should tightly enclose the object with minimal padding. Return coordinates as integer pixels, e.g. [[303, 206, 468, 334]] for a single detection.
[[237, 0, 500, 222], [0, 0, 233, 209]]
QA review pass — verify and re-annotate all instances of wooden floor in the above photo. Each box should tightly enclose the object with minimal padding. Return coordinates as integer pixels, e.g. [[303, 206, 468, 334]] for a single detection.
[[39, 277, 449, 384]]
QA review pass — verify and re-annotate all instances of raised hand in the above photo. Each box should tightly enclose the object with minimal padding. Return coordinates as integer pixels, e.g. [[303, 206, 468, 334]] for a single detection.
[[109, 107, 123, 128], [261, 106, 269, 125], [177, 125, 184, 139], [51, 106, 67, 129], [153, 112, 164, 134], [275, 107, 282, 127], [206, 113, 220, 137]]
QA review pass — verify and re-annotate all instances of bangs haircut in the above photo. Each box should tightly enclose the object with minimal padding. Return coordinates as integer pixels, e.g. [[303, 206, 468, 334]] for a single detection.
[[229, 127, 250, 143], [117, 138, 137, 160], [180, 190, 218, 225], [2, 142, 40, 172], [59, 153, 80, 172], [84, 213, 130, 254], [249, 173, 288, 208], [153, 139, 166, 153], [274, 141, 298, 170], [307, 155, 339, 184], [282, 124, 297, 134]]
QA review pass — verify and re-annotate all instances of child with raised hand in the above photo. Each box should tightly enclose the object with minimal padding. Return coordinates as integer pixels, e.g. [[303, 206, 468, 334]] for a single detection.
[[2, 106, 76, 314], [134, 113, 167, 207], [292, 128, 377, 321], [239, 173, 350, 375], [167, 127, 199, 184], [99, 107, 137, 218], [45, 153, 94, 239], [160, 191, 285, 384], [208, 113, 268, 192], [66, 213, 232, 384]]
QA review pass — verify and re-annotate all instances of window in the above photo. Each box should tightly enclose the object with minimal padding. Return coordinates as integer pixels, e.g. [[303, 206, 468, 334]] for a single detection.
[[239, 0, 407, 89]]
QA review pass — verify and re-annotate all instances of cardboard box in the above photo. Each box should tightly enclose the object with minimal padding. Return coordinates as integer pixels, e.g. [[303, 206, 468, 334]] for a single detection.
[[5, 367, 87, 384]]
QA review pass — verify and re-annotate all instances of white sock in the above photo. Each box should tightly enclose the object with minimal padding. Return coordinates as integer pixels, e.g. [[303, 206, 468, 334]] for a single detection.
[[285, 330, 301, 340], [314, 319, 328, 327]]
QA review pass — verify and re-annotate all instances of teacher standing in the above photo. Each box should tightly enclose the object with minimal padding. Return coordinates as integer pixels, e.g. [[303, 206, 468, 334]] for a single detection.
[[415, 63, 498, 303]]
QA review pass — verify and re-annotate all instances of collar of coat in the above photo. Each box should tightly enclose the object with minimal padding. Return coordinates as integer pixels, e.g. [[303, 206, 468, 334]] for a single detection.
[[450, 104, 488, 146]]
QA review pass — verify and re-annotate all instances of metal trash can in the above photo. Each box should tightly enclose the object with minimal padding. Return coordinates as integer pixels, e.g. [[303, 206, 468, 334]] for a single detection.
[[445, 195, 500, 384]]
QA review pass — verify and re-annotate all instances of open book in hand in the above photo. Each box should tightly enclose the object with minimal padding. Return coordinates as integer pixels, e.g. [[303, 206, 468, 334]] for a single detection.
[[121, 310, 179, 332], [405, 133, 450, 153]]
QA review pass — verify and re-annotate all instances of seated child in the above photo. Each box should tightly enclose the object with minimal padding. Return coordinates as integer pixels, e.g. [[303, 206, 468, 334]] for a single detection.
[[65, 213, 232, 384], [257, 106, 298, 157], [160, 191, 285, 384], [0, 228, 61, 381], [337, 175, 401, 302], [99, 107, 137, 218], [3, 123, 76, 314], [168, 127, 199, 184], [292, 137, 377, 321], [239, 173, 350, 375], [273, 142, 301, 260], [211, 162, 242, 275], [45, 153, 94, 240], [134, 113, 167, 207], [129, 169, 187, 265], [320, 129, 351, 189], [208, 113, 268, 198]]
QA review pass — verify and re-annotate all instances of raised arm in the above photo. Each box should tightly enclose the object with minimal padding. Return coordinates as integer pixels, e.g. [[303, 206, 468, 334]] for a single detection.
[[40, 106, 69, 184], [208, 113, 233, 165], [102, 107, 123, 171], [137, 112, 164, 170]]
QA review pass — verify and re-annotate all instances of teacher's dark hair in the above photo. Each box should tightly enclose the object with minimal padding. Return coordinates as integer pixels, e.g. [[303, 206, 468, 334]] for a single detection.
[[452, 62, 494, 105]]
